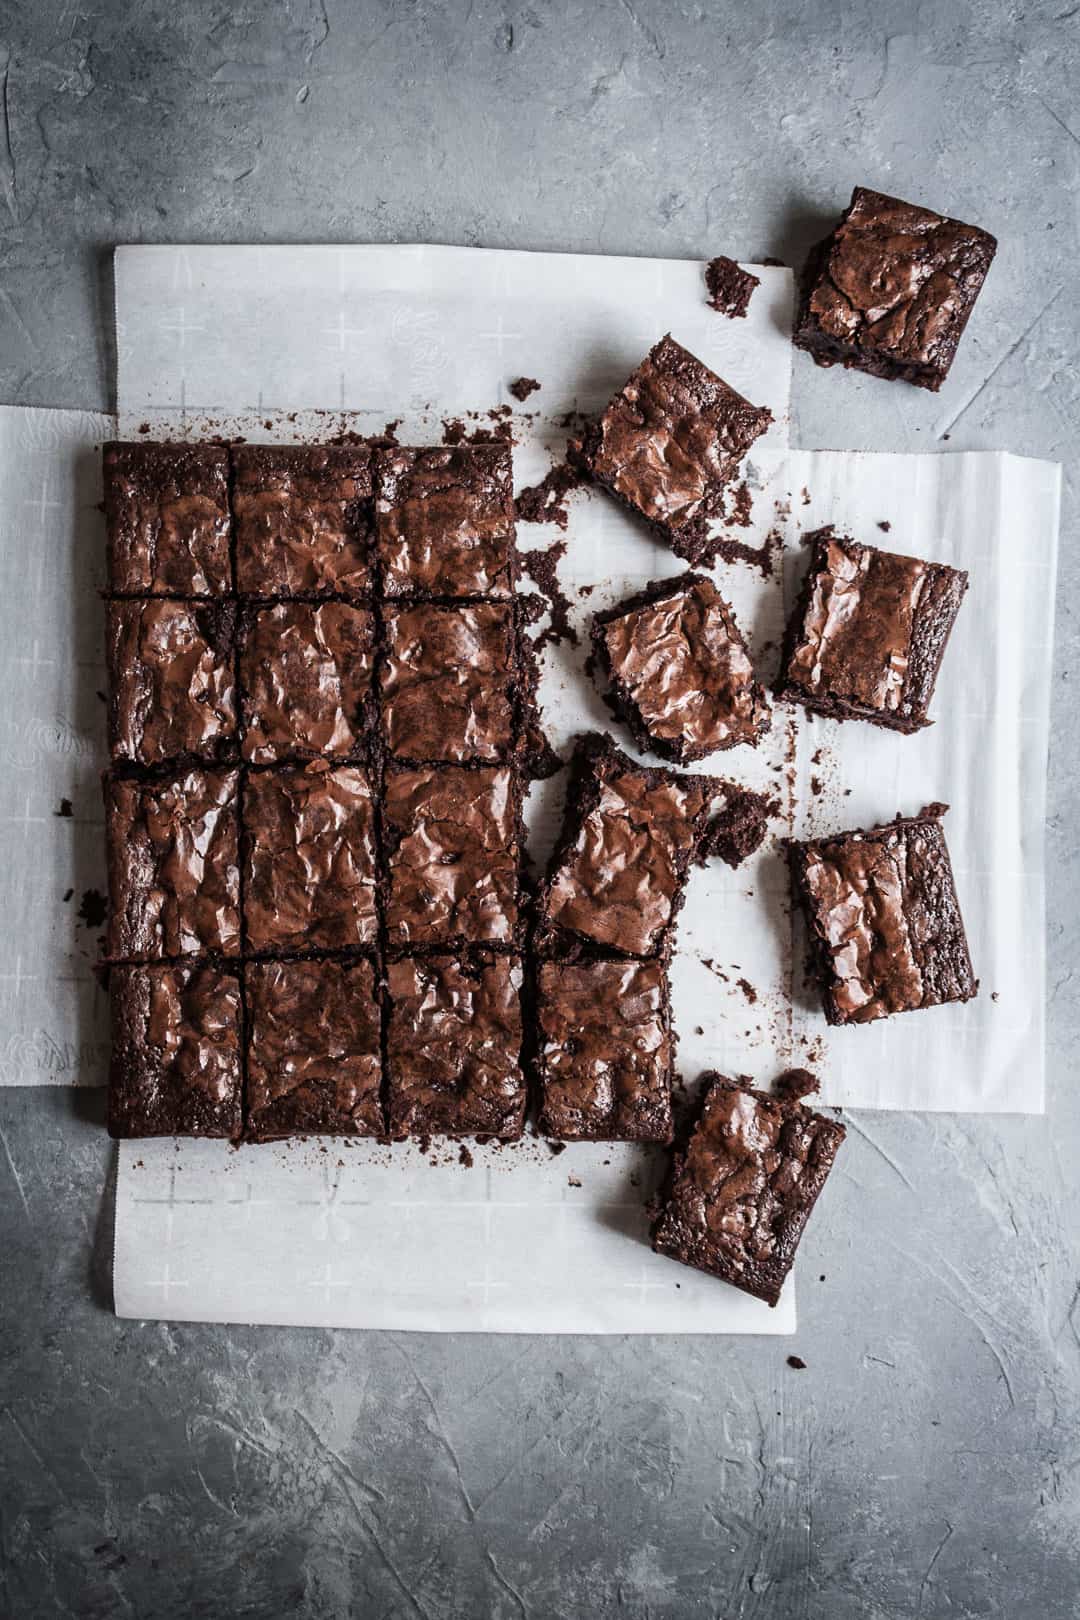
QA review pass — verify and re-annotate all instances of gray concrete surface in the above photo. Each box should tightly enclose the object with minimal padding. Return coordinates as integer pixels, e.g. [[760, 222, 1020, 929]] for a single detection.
[[1, 1, 1079, 1615]]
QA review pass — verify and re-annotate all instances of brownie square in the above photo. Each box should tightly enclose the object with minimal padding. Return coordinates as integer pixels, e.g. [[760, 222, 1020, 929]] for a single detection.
[[652, 1071, 846, 1305], [537, 958, 673, 1142], [375, 444, 516, 598], [538, 734, 772, 959], [232, 444, 373, 597], [386, 954, 525, 1139], [572, 335, 773, 566], [106, 599, 237, 768], [106, 768, 240, 960], [383, 765, 520, 947], [790, 806, 978, 1025], [108, 962, 242, 1139], [793, 187, 997, 392], [244, 957, 383, 1139], [104, 441, 232, 597], [593, 573, 770, 761], [779, 529, 968, 733], [242, 762, 378, 953], [380, 602, 516, 763], [239, 601, 375, 763]]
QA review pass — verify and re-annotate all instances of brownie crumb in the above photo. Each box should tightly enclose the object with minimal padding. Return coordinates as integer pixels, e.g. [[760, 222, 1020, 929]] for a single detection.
[[705, 256, 760, 318], [515, 460, 583, 531], [694, 1025, 704, 1036], [509, 376, 541, 402], [810, 775, 823, 796], [709, 525, 783, 578], [137, 422, 151, 435], [567, 1174, 582, 1188], [878, 520, 892, 532], [548, 1140, 567, 1157], [54, 798, 73, 818], [801, 487, 812, 506], [77, 889, 107, 929], [441, 417, 467, 445], [728, 479, 753, 528], [458, 1143, 474, 1168], [777, 1068, 820, 1100], [736, 977, 758, 1005], [62, 888, 74, 903], [991, 990, 1000, 1003], [521, 540, 579, 653], [578, 584, 594, 598], [787, 1355, 807, 1370]]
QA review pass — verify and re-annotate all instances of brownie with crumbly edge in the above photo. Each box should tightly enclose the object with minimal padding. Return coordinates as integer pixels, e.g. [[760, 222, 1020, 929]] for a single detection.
[[106, 599, 237, 768], [790, 804, 977, 1025], [238, 601, 375, 763], [536, 958, 674, 1142], [232, 444, 373, 597], [380, 602, 517, 763], [386, 953, 526, 1139], [104, 441, 232, 597], [793, 187, 997, 392], [242, 761, 378, 954], [778, 529, 968, 733], [537, 733, 773, 959], [108, 962, 242, 1139], [571, 335, 772, 566], [375, 443, 517, 598], [593, 573, 770, 761], [244, 957, 383, 1139], [105, 768, 240, 960], [652, 1069, 845, 1305], [705, 256, 760, 319]]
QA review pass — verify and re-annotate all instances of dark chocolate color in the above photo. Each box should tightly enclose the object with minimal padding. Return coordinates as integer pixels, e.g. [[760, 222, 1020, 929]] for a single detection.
[[106, 599, 237, 768], [375, 443, 517, 598], [386, 954, 526, 1139], [790, 806, 978, 1025], [106, 768, 240, 960], [108, 962, 242, 1139], [232, 444, 373, 596], [380, 603, 516, 763], [705, 256, 760, 318], [779, 529, 968, 732], [104, 441, 232, 596], [537, 958, 673, 1142], [653, 1072, 846, 1305], [239, 601, 375, 763], [793, 187, 997, 391], [244, 957, 383, 1139]]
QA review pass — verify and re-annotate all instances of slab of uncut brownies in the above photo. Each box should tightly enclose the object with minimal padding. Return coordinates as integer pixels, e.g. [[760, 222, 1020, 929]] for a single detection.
[[104, 441, 232, 597], [592, 573, 770, 761], [778, 528, 968, 733], [386, 952, 526, 1139], [106, 598, 237, 768], [537, 733, 774, 959], [536, 957, 674, 1142], [375, 443, 517, 598], [789, 805, 977, 1025], [108, 962, 242, 1139], [652, 1070, 845, 1306], [793, 186, 997, 392], [232, 443, 373, 597], [571, 334, 773, 567]]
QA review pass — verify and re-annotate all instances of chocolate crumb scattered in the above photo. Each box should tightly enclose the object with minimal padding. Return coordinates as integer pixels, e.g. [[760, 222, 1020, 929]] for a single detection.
[[521, 540, 579, 653], [515, 460, 583, 530], [458, 1144, 474, 1168], [991, 990, 999, 1003], [442, 417, 467, 445], [509, 376, 541, 402], [810, 775, 823, 796], [705, 255, 760, 318], [577, 584, 594, 598], [77, 889, 107, 929], [567, 1174, 582, 1188], [548, 1140, 567, 1157], [55, 798, 73, 818], [787, 1355, 807, 1370], [694, 1025, 704, 1036], [137, 422, 151, 435], [62, 888, 73, 903], [801, 487, 811, 505], [709, 525, 783, 578], [728, 479, 753, 528], [878, 520, 892, 532], [736, 977, 758, 1005]]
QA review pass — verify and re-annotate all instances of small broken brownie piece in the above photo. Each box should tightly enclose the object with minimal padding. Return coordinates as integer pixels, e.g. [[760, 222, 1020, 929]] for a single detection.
[[380, 603, 517, 763], [244, 957, 383, 1139], [239, 601, 375, 763], [104, 441, 232, 596], [232, 444, 373, 597], [705, 256, 760, 318], [386, 953, 526, 1139], [790, 806, 977, 1025], [571, 334, 772, 566], [537, 733, 771, 958], [793, 187, 997, 391], [652, 1070, 845, 1305], [779, 529, 967, 733], [536, 958, 673, 1142], [108, 962, 242, 1139], [106, 599, 237, 768], [375, 443, 517, 598], [593, 573, 770, 761]]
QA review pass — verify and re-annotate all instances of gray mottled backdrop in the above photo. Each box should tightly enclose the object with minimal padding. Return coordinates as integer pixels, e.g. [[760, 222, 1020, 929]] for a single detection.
[[1, 2, 1078, 1616]]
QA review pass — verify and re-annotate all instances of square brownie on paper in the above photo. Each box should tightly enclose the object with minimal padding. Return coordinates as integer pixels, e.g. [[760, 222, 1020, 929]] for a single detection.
[[106, 599, 237, 768], [375, 443, 517, 599], [593, 573, 770, 762], [232, 444, 373, 597], [106, 768, 240, 960], [242, 762, 378, 954], [108, 962, 242, 1139], [572, 335, 772, 566], [779, 529, 967, 733], [380, 602, 517, 764], [244, 957, 383, 1139], [383, 765, 521, 948], [386, 954, 526, 1139], [793, 187, 997, 391], [536, 958, 674, 1142], [790, 805, 978, 1025], [537, 734, 772, 959], [239, 601, 375, 763], [104, 441, 232, 597], [652, 1070, 845, 1305]]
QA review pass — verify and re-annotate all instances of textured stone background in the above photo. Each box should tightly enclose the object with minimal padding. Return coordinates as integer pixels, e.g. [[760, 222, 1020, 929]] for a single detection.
[[1, 1, 1078, 1616]]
